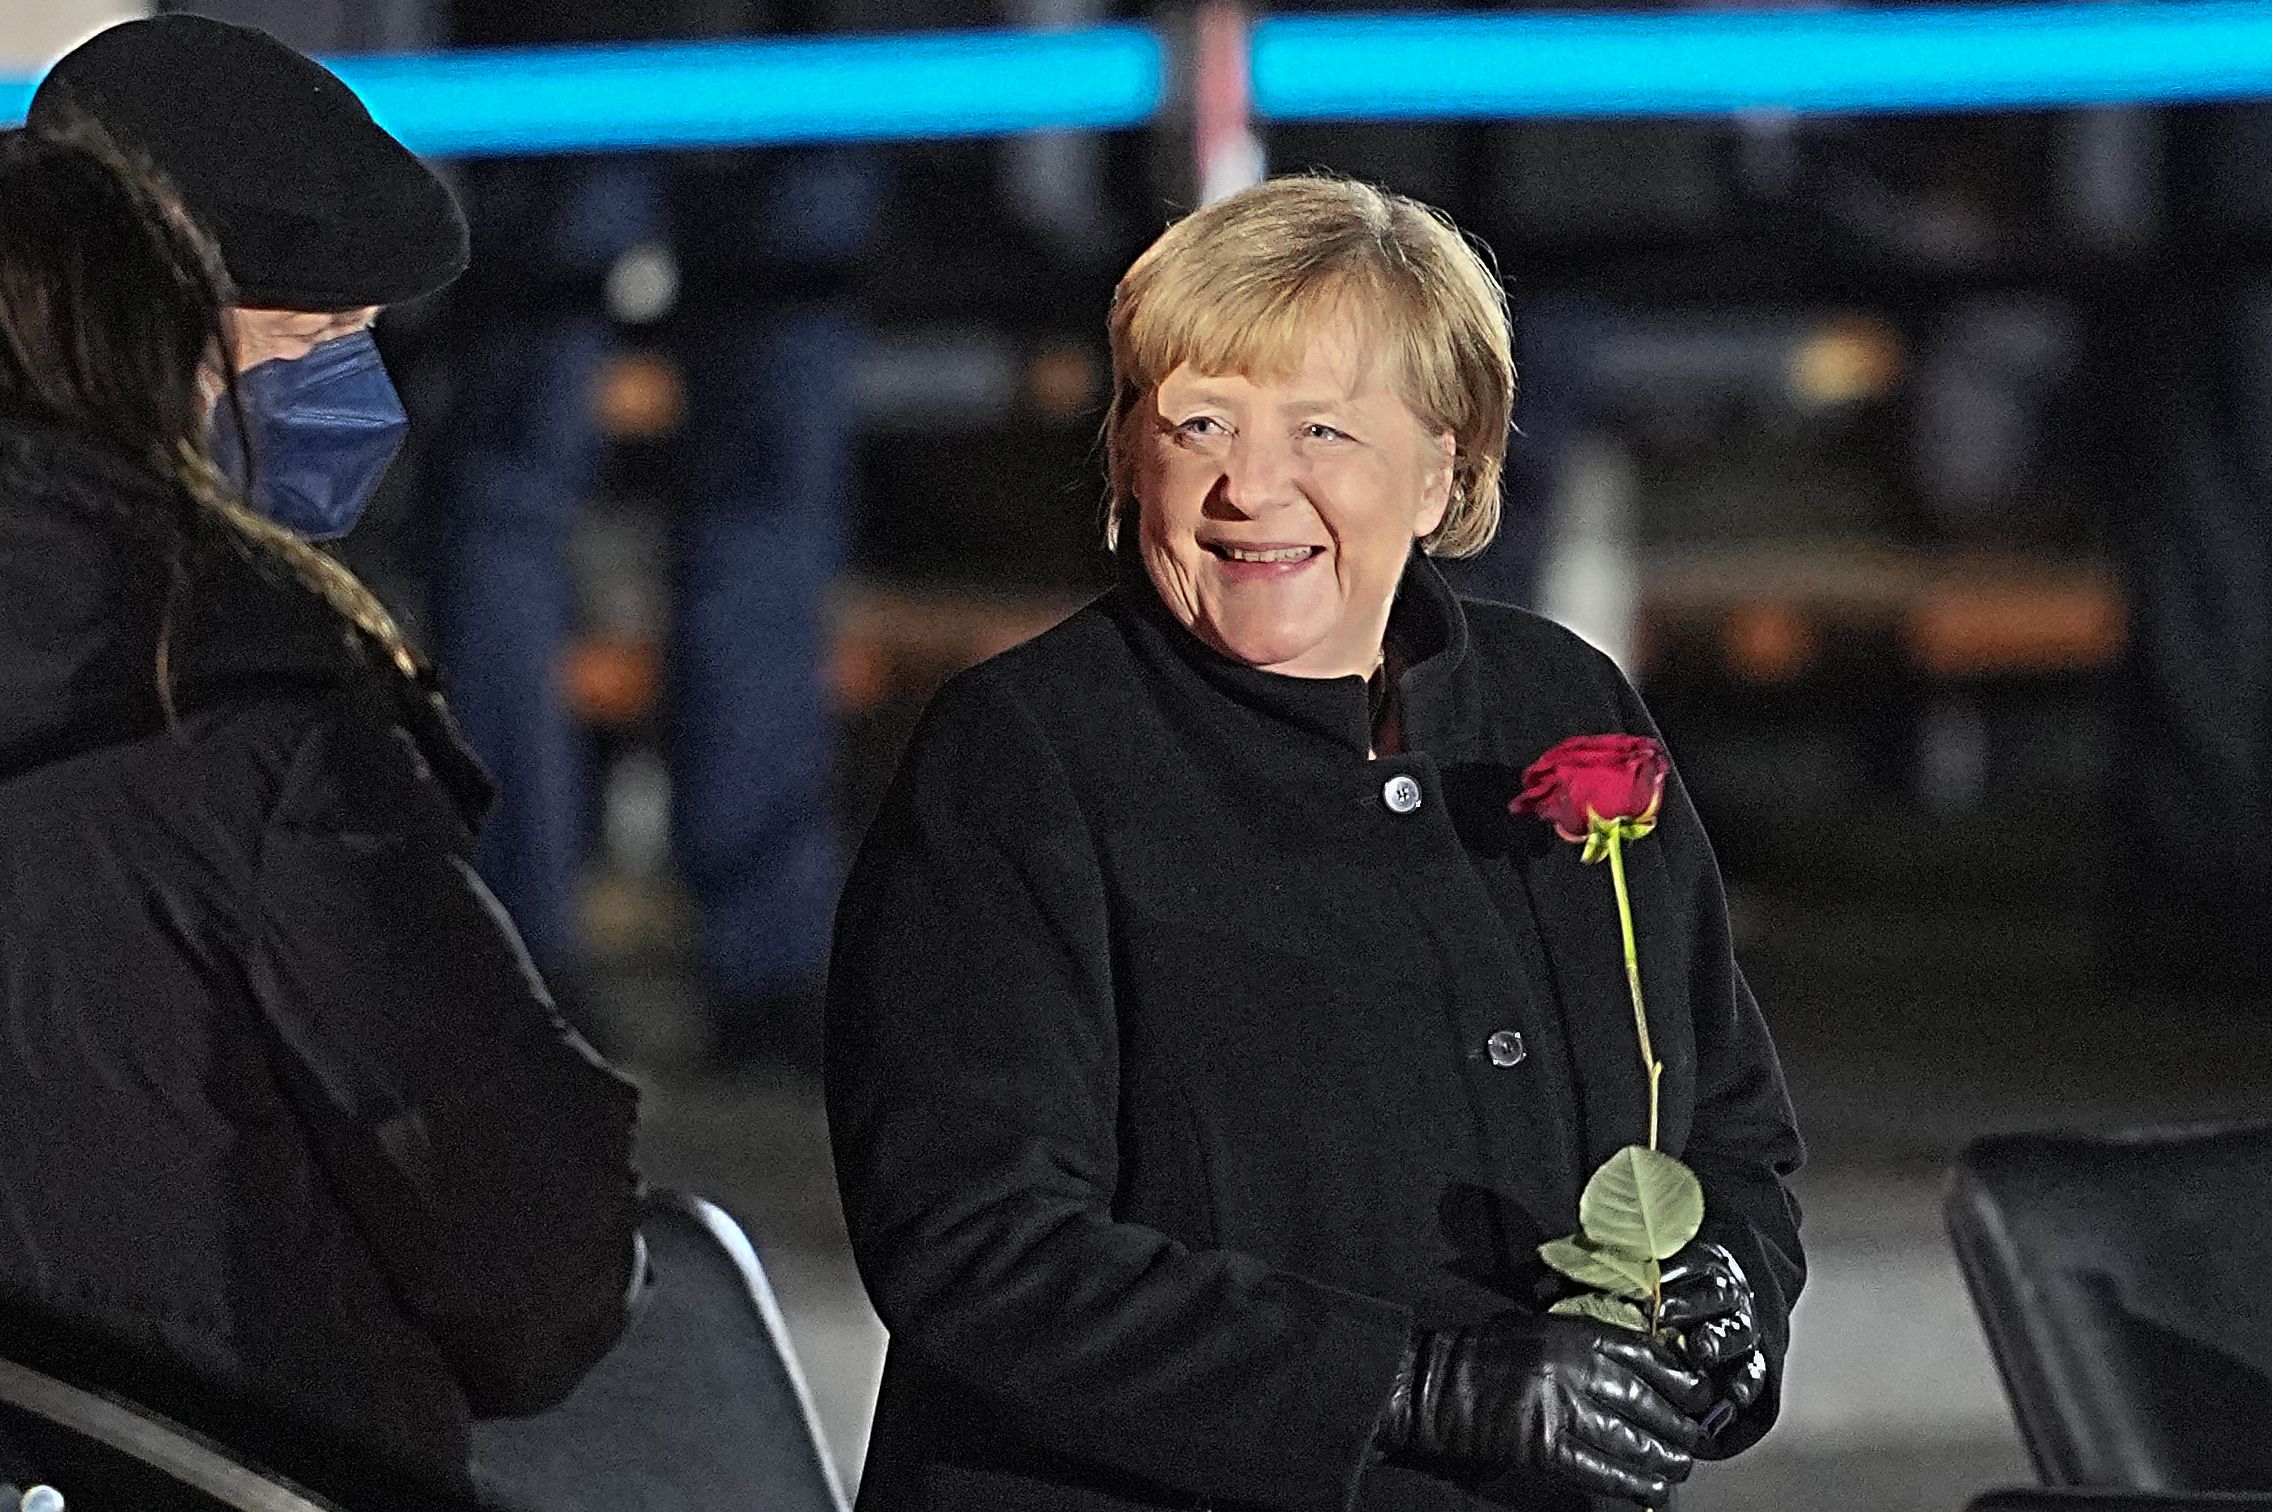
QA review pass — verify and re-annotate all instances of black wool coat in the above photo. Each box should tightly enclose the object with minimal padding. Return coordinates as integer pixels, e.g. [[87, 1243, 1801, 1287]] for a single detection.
[[0, 414, 642, 1511], [828, 550, 1805, 1512]]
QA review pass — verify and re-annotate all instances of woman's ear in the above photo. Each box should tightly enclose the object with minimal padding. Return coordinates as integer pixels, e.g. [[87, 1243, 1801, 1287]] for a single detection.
[[1414, 430, 1457, 540]]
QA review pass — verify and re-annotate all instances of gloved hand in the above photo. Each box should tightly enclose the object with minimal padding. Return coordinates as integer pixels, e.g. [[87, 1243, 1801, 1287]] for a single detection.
[[1376, 1313, 1710, 1504], [1658, 1239, 1766, 1454]]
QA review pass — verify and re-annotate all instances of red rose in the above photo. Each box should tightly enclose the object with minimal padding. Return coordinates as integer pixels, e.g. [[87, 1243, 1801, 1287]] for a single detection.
[[1513, 733, 1670, 848]]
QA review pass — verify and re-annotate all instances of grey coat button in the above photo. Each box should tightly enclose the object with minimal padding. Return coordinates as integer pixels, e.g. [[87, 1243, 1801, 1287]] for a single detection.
[[1486, 1029, 1527, 1067], [1382, 774, 1423, 814]]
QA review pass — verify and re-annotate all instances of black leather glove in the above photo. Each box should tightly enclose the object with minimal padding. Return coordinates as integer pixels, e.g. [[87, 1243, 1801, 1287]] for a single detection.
[[1659, 1239, 1766, 1454], [1376, 1313, 1710, 1504]]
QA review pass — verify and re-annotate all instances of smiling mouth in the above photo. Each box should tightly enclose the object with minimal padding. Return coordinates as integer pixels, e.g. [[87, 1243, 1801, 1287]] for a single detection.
[[1205, 543, 1323, 564]]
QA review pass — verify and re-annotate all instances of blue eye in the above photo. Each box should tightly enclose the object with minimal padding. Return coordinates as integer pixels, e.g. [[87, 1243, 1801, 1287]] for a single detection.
[[1303, 423, 1350, 442], [1175, 416, 1227, 437]]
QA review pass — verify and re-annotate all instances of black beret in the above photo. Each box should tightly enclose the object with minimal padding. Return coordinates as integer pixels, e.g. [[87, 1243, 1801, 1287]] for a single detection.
[[28, 14, 468, 311]]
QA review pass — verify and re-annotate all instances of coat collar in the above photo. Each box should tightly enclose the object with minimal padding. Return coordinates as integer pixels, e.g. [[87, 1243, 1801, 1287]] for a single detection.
[[1108, 541, 1483, 757]]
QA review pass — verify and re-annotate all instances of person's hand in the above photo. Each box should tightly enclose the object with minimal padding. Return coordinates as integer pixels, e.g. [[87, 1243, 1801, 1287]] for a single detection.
[[1377, 1313, 1711, 1503], [1659, 1239, 1766, 1455]]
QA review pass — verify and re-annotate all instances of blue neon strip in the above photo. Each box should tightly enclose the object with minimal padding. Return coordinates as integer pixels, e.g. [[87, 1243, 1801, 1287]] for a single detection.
[[344, 27, 1163, 152], [9, 5, 2272, 150], [1254, 3, 2272, 120], [0, 26, 1164, 153]]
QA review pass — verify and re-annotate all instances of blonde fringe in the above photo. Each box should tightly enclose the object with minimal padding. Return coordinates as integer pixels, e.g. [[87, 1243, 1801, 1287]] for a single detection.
[[173, 440, 424, 684]]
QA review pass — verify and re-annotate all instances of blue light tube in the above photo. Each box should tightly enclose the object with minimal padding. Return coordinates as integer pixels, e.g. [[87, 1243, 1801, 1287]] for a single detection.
[[0, 26, 1165, 153], [1253, 2, 2272, 120], [9, 5, 2272, 151]]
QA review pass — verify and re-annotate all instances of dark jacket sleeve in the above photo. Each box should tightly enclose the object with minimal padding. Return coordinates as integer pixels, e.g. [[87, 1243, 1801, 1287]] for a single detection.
[[241, 685, 644, 1418], [827, 668, 1415, 1512], [1609, 659, 1806, 1456]]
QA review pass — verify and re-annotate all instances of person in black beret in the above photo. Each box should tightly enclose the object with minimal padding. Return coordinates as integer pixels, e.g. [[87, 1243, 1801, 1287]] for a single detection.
[[28, 11, 468, 541], [0, 125, 639, 1512]]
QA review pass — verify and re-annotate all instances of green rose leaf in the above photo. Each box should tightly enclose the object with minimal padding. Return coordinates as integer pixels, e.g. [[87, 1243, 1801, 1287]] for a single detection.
[[1538, 1236, 1658, 1300], [1550, 1294, 1649, 1333], [1578, 1145, 1704, 1261]]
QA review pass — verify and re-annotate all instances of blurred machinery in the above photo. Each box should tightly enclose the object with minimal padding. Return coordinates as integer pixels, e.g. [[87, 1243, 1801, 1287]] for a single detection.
[[0, 1, 2190, 978], [524, 8, 2155, 895]]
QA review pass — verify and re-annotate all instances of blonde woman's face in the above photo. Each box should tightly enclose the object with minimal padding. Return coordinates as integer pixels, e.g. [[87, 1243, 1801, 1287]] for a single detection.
[[1133, 317, 1453, 680]]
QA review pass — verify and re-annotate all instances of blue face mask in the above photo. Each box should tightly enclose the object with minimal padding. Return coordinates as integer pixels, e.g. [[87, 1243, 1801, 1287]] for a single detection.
[[213, 328, 408, 542]]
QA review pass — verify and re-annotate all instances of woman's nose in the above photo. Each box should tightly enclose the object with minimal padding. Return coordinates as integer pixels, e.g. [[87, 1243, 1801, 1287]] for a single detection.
[[1216, 435, 1300, 517]]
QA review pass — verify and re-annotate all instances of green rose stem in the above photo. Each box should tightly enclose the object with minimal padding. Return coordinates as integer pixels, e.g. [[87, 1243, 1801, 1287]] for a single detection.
[[1601, 825, 1663, 1153], [1600, 819, 1666, 1332]]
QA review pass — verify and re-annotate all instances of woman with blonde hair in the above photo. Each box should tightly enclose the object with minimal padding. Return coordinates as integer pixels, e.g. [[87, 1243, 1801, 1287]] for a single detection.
[[0, 126, 640, 1512], [829, 175, 1804, 1512]]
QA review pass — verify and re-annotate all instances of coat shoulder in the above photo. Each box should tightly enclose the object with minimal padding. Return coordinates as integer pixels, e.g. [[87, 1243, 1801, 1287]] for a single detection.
[[953, 595, 1127, 691], [919, 596, 1135, 748], [1459, 594, 1621, 678], [867, 598, 1146, 860], [1455, 594, 1637, 727]]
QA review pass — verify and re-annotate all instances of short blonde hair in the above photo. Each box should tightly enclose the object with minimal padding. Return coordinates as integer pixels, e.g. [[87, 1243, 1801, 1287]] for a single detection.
[[1105, 175, 1515, 559]]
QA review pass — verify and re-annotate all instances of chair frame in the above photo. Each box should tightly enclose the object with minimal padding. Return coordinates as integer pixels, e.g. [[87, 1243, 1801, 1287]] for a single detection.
[[1948, 1123, 2272, 1512], [0, 1354, 341, 1512], [665, 1191, 853, 1512]]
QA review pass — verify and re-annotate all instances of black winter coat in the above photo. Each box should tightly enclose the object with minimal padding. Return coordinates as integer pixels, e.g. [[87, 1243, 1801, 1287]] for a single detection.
[[0, 415, 642, 1510], [828, 551, 1805, 1512]]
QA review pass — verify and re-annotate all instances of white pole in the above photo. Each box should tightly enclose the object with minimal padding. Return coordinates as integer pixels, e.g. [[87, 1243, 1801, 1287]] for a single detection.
[[0, 0, 144, 71], [1005, 0, 1114, 264], [1535, 432, 1641, 674], [1192, 1, 1263, 204]]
